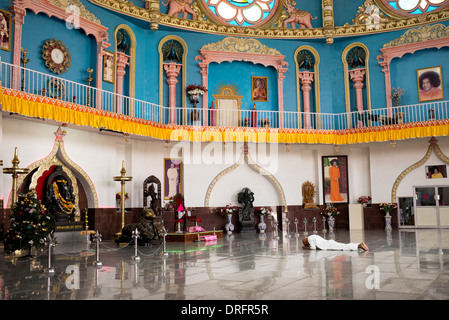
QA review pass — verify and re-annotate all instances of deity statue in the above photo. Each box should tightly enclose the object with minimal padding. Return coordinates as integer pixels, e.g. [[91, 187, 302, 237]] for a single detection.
[[45, 165, 77, 222], [237, 187, 254, 221]]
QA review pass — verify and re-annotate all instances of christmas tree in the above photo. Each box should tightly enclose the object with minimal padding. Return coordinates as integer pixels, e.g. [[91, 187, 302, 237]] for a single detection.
[[3, 189, 55, 255]]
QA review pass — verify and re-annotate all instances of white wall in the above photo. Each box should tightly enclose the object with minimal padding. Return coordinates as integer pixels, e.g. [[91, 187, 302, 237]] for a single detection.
[[2, 116, 448, 210]]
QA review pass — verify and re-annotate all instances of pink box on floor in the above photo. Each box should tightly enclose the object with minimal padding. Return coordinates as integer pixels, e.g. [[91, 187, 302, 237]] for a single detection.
[[200, 235, 217, 241], [187, 226, 206, 233]]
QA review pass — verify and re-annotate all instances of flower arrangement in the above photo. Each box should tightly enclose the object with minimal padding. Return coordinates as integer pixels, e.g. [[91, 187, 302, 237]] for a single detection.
[[391, 87, 405, 107], [164, 198, 174, 210], [380, 202, 397, 213], [219, 204, 239, 216], [254, 207, 273, 216], [358, 196, 371, 204], [243, 118, 250, 126], [321, 204, 340, 217], [116, 192, 129, 200], [186, 84, 207, 95], [262, 118, 270, 126]]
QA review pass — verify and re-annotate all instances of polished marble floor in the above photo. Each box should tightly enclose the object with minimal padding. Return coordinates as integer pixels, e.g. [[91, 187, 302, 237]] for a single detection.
[[1, 229, 448, 302]]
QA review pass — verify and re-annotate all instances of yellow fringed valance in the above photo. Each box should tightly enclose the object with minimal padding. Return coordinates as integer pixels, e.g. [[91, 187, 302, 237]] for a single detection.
[[2, 88, 449, 145]]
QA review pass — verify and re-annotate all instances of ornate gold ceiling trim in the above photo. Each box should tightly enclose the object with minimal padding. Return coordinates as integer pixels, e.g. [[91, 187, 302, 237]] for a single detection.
[[383, 23, 449, 48], [50, 0, 102, 24], [89, 0, 449, 39]]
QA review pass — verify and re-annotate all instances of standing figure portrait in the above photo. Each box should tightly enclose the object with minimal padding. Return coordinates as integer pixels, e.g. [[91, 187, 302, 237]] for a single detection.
[[103, 50, 115, 84], [164, 158, 182, 199], [417, 67, 443, 102], [0, 9, 11, 51], [322, 156, 348, 203], [252, 76, 268, 102]]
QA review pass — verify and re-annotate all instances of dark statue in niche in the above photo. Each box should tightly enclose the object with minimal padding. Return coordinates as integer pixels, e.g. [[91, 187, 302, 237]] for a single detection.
[[143, 176, 162, 216], [238, 187, 254, 222], [116, 176, 164, 244], [44, 165, 77, 222]]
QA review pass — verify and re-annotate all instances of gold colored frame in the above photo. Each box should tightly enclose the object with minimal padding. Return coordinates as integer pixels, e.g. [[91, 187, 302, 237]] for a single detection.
[[251, 76, 268, 102], [42, 38, 72, 74], [417, 66, 444, 103], [164, 158, 183, 200], [102, 50, 115, 84], [0, 8, 11, 52]]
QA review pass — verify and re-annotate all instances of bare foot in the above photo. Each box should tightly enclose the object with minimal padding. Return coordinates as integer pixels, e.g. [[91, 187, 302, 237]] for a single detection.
[[359, 242, 369, 251]]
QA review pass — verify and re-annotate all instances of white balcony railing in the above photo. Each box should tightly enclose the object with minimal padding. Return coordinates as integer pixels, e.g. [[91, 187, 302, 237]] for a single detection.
[[1, 60, 448, 131]]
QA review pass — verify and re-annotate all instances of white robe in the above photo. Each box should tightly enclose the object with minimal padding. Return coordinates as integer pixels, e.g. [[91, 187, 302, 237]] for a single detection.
[[307, 235, 359, 251]]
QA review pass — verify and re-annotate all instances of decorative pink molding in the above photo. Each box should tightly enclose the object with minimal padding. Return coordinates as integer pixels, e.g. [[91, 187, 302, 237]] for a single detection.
[[9, 0, 110, 96], [115, 51, 130, 114], [298, 71, 314, 129], [163, 62, 182, 124], [377, 36, 449, 116], [195, 50, 288, 127]]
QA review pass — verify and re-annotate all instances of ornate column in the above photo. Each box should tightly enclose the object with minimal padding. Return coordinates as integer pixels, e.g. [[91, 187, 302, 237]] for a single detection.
[[115, 51, 130, 114], [9, 4, 26, 90], [377, 54, 393, 116], [95, 39, 111, 109], [277, 67, 287, 129], [198, 62, 209, 126], [322, 0, 335, 45], [163, 62, 182, 124], [298, 71, 314, 129], [349, 68, 366, 127]]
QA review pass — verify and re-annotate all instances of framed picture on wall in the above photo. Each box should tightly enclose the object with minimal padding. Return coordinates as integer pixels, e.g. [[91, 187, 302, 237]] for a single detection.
[[322, 156, 349, 204], [426, 165, 447, 179], [417, 66, 443, 102], [0, 9, 11, 51], [164, 158, 183, 200], [102, 50, 115, 84], [252, 76, 268, 102]]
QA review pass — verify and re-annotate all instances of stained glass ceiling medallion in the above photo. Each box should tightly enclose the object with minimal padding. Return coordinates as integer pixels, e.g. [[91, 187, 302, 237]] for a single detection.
[[381, 0, 449, 15], [202, 0, 279, 27]]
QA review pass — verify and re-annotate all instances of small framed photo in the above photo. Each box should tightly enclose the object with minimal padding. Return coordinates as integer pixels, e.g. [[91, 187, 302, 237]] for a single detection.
[[322, 156, 349, 204], [102, 50, 115, 84], [252, 76, 268, 102], [426, 165, 447, 179], [164, 158, 183, 200], [0, 9, 12, 51], [417, 66, 443, 102]]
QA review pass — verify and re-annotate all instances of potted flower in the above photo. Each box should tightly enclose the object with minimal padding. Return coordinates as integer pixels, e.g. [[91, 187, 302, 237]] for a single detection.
[[380, 202, 397, 232], [321, 204, 340, 231], [219, 204, 238, 235], [391, 87, 405, 107], [254, 207, 273, 233], [379, 202, 397, 214], [186, 84, 207, 102], [164, 197, 174, 210], [243, 118, 249, 127], [261, 118, 270, 128], [358, 196, 371, 207]]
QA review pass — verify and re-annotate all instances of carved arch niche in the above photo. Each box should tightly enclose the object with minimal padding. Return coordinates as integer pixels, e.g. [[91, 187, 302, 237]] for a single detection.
[[377, 24, 449, 113], [342, 43, 372, 128], [15, 127, 99, 211], [195, 37, 288, 127], [295, 46, 320, 129], [158, 35, 188, 125]]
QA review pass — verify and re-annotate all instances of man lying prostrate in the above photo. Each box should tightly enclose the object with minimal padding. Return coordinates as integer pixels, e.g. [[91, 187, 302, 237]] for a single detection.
[[302, 234, 369, 251]]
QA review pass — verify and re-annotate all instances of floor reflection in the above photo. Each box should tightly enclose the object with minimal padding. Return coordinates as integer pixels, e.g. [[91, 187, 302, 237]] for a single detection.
[[1, 229, 448, 300]]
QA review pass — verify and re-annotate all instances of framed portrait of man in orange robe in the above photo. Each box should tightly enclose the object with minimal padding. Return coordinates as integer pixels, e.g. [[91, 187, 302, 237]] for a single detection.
[[322, 156, 348, 204], [417, 66, 443, 102]]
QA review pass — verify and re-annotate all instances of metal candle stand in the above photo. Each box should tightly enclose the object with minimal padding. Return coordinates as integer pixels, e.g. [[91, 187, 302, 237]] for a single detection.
[[42, 235, 56, 275], [285, 218, 291, 239], [162, 227, 169, 257], [92, 231, 102, 268], [273, 220, 279, 240], [303, 218, 308, 237], [293, 218, 298, 237], [132, 228, 140, 262]]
